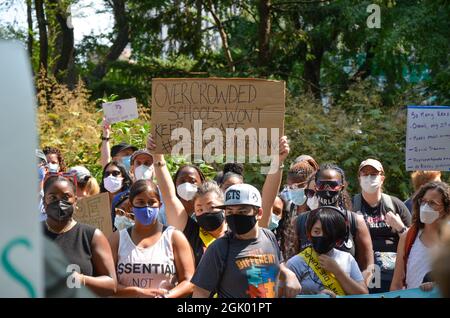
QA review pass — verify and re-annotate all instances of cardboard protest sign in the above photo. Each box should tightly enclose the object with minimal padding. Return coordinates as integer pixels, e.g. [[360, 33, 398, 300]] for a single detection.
[[74, 193, 113, 238], [151, 78, 285, 163], [406, 106, 450, 171], [0, 42, 43, 297], [102, 98, 139, 124]]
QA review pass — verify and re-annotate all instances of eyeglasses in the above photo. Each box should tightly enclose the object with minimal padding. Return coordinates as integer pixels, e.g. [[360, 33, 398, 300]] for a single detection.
[[285, 182, 307, 190], [115, 208, 135, 220], [315, 180, 342, 191], [419, 199, 443, 210], [105, 170, 122, 177]]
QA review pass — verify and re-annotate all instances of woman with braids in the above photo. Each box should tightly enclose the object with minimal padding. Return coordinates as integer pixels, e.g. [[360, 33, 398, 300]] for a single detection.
[[43, 146, 67, 173], [295, 163, 374, 284], [275, 160, 317, 260], [390, 181, 450, 290]]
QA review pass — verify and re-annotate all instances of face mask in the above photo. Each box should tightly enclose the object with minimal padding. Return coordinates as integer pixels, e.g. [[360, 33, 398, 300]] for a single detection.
[[307, 196, 319, 210], [311, 236, 336, 254], [132, 206, 159, 226], [226, 214, 257, 235], [289, 188, 307, 206], [420, 203, 440, 224], [196, 211, 225, 232], [38, 166, 46, 181], [134, 165, 154, 181], [48, 163, 59, 173], [114, 215, 135, 231], [121, 156, 131, 172], [104, 175, 123, 193], [46, 200, 74, 222], [177, 182, 198, 201], [360, 175, 381, 194], [316, 190, 340, 206], [269, 213, 281, 231]]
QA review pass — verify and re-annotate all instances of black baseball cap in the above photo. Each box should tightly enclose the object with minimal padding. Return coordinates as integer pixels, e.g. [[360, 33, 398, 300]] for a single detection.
[[110, 142, 138, 158]]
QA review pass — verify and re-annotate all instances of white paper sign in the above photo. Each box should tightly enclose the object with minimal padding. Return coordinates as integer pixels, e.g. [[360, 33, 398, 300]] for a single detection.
[[102, 97, 139, 124], [406, 106, 450, 171], [0, 41, 43, 297]]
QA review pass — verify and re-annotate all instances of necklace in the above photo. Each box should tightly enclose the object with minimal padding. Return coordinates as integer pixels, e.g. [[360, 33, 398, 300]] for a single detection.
[[46, 219, 76, 234]]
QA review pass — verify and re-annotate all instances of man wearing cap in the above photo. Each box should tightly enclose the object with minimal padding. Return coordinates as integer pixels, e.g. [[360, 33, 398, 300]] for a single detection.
[[129, 149, 154, 181], [353, 158, 411, 293], [191, 183, 301, 298]]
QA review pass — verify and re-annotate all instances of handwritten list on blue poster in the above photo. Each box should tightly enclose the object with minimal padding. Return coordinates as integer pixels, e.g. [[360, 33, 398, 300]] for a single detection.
[[406, 106, 450, 171]]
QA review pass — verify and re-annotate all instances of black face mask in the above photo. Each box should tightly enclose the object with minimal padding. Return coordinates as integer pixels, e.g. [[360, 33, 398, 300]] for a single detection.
[[311, 236, 336, 254], [226, 214, 257, 235], [316, 190, 340, 206], [46, 200, 74, 222], [196, 211, 225, 232]]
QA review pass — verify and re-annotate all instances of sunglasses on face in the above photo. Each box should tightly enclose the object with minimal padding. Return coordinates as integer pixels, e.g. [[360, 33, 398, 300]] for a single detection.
[[115, 208, 135, 220], [315, 180, 342, 191], [105, 170, 122, 177]]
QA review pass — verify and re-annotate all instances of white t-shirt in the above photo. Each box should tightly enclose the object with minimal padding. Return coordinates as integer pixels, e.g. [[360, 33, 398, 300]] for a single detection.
[[286, 248, 364, 295]]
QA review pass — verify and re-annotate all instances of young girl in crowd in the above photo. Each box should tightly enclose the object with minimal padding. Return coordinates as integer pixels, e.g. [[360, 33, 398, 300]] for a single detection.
[[108, 179, 195, 298], [287, 206, 368, 296]]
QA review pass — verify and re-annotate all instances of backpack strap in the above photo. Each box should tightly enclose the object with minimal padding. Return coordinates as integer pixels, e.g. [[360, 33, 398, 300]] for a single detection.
[[296, 212, 309, 251], [211, 232, 232, 297], [403, 225, 419, 286], [353, 194, 362, 213], [381, 193, 395, 214], [347, 210, 358, 238]]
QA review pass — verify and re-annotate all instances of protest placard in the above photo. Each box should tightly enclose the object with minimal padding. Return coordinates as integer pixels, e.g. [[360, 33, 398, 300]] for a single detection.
[[151, 78, 285, 164], [74, 193, 113, 238], [406, 106, 450, 171], [102, 98, 139, 124], [0, 42, 43, 297]]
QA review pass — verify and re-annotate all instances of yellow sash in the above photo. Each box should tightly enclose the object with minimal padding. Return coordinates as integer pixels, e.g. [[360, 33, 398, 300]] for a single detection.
[[199, 227, 216, 249], [299, 247, 346, 296]]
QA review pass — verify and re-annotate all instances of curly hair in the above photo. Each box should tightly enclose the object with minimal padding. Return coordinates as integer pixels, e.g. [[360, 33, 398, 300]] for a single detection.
[[411, 181, 450, 230], [43, 146, 67, 172], [315, 163, 353, 211]]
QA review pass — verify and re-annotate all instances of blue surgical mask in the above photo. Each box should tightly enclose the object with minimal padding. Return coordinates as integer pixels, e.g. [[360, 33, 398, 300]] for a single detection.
[[48, 163, 59, 173], [122, 156, 131, 172], [269, 213, 281, 231], [289, 188, 307, 206], [132, 206, 159, 226]]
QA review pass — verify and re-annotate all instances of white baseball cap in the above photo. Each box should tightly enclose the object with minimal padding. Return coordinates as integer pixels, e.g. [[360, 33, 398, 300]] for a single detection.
[[359, 158, 384, 173], [217, 183, 262, 208]]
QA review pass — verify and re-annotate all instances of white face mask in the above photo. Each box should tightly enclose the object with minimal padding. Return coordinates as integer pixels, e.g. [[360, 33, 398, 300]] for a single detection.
[[134, 165, 154, 181], [48, 163, 59, 173], [104, 175, 123, 193], [177, 182, 198, 201], [420, 203, 440, 224], [114, 215, 135, 231], [307, 196, 319, 210], [360, 175, 382, 194]]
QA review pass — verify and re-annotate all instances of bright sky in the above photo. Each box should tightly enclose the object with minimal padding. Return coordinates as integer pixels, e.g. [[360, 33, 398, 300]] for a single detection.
[[0, 0, 113, 44]]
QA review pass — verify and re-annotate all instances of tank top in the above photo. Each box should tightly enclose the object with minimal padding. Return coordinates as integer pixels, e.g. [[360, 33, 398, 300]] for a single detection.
[[406, 230, 430, 289], [43, 222, 96, 276], [117, 226, 177, 290]]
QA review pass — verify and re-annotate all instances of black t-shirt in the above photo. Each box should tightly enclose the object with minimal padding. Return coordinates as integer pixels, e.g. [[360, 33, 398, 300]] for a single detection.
[[44, 222, 96, 276], [357, 195, 411, 252], [183, 217, 205, 267]]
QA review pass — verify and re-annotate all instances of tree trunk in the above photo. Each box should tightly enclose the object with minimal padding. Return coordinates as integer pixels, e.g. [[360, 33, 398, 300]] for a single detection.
[[303, 45, 323, 99], [26, 0, 33, 60], [92, 0, 129, 81], [193, 0, 203, 58], [48, 0, 75, 87], [204, 0, 235, 72], [258, 0, 271, 72], [35, 0, 48, 71]]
